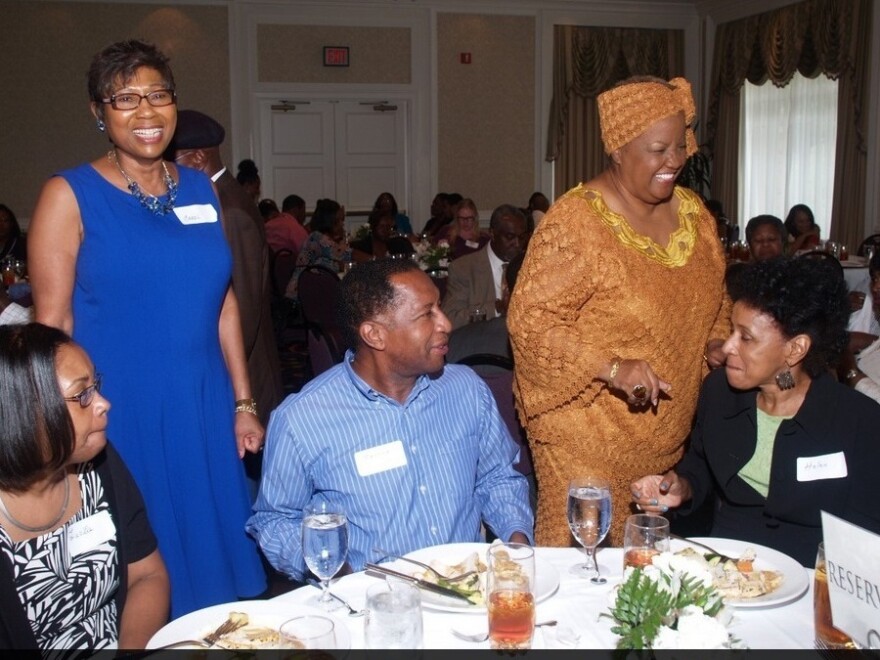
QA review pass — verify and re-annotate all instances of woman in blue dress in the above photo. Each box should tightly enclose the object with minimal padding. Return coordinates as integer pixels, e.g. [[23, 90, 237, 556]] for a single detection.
[[28, 40, 267, 618]]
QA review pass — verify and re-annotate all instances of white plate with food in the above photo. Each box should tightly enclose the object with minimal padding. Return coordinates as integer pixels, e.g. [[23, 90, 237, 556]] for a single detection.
[[385, 542, 560, 613], [146, 599, 351, 650], [670, 537, 809, 608]]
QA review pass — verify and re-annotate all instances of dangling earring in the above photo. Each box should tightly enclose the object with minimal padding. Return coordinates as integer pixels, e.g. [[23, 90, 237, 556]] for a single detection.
[[775, 368, 795, 390], [96, 119, 106, 133]]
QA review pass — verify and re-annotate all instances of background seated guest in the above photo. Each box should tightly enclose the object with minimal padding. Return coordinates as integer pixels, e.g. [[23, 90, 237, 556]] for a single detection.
[[236, 159, 261, 203], [0, 204, 26, 263], [838, 249, 880, 403], [784, 203, 820, 254], [282, 194, 307, 227], [437, 198, 490, 261], [632, 258, 880, 566], [285, 198, 351, 301], [526, 191, 550, 230], [745, 214, 786, 261], [446, 252, 523, 368], [442, 204, 528, 330], [0, 287, 32, 325], [372, 191, 413, 238], [0, 323, 169, 649], [350, 211, 415, 262], [265, 197, 309, 255], [247, 259, 533, 580]]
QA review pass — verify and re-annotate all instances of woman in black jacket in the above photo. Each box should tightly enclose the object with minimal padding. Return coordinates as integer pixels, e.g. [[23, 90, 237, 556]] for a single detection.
[[632, 258, 880, 566]]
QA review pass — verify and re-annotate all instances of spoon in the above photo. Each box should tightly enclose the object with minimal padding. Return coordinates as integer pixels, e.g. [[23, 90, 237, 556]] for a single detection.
[[451, 620, 558, 643]]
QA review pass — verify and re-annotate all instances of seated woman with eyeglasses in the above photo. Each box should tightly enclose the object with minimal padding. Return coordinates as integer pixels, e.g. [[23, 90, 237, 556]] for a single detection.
[[0, 323, 169, 650]]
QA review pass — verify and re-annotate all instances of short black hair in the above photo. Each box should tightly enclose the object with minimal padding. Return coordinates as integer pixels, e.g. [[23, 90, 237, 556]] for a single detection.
[[282, 194, 305, 213], [258, 198, 279, 220], [732, 258, 849, 378], [745, 214, 786, 244], [337, 258, 422, 352], [88, 40, 175, 120], [489, 204, 527, 231], [0, 323, 77, 491]]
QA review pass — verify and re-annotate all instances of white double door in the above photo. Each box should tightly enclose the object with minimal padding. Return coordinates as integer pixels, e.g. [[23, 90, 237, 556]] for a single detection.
[[258, 97, 409, 222]]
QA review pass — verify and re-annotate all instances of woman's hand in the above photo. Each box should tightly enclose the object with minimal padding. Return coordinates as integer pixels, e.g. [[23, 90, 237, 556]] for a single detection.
[[631, 470, 691, 513], [606, 358, 671, 406], [235, 412, 265, 458], [705, 338, 726, 369]]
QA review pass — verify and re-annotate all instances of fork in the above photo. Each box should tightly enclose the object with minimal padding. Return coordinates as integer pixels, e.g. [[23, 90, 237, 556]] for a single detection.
[[152, 615, 247, 650], [373, 547, 479, 583], [670, 534, 737, 564], [452, 620, 558, 643], [305, 578, 366, 616]]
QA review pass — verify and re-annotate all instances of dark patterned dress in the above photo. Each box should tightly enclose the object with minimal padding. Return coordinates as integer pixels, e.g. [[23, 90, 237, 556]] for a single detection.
[[0, 464, 119, 649]]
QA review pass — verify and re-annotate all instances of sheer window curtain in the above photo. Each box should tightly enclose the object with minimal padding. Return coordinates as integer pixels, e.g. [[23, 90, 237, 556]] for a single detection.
[[739, 73, 838, 236]]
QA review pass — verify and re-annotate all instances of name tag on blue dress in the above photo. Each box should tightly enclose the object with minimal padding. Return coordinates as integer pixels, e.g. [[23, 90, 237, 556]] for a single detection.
[[174, 204, 218, 225]]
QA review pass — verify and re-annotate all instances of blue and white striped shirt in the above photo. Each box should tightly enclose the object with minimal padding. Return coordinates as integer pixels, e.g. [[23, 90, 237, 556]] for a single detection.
[[246, 352, 534, 581]]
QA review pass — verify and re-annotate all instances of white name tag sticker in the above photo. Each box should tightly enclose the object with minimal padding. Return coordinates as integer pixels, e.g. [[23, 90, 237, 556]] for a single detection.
[[465, 240, 480, 249], [174, 204, 218, 225], [67, 509, 116, 556], [797, 452, 848, 482], [354, 440, 407, 477]]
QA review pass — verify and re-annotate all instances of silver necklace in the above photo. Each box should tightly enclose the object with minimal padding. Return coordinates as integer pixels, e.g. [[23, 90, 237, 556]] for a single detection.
[[108, 149, 178, 215], [0, 477, 71, 534]]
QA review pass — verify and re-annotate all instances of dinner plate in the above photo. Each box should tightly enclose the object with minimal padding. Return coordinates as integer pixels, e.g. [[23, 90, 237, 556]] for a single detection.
[[387, 542, 560, 613], [146, 599, 351, 650], [671, 537, 809, 609], [841, 256, 867, 267]]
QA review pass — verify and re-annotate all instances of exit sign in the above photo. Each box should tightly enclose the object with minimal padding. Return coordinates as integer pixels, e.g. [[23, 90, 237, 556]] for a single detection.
[[323, 46, 350, 67]]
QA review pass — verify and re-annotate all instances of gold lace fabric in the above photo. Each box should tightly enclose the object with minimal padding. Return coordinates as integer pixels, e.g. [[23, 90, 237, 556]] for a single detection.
[[572, 185, 698, 268]]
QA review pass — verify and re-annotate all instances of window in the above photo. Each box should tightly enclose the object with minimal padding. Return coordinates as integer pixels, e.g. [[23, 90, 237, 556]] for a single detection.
[[738, 73, 838, 238]]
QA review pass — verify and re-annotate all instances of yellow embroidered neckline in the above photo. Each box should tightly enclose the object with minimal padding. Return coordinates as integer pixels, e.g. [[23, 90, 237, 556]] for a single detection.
[[574, 185, 698, 267]]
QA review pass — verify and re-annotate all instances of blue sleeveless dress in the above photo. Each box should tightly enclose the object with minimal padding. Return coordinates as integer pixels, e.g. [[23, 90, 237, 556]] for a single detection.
[[60, 163, 267, 617]]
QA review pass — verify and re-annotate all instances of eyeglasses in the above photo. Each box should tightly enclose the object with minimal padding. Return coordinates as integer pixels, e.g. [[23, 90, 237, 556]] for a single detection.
[[456, 215, 477, 223], [100, 89, 176, 111], [63, 374, 103, 408]]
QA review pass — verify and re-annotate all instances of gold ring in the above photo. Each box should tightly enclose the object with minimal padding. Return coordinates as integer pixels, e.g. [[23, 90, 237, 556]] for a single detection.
[[632, 384, 647, 400]]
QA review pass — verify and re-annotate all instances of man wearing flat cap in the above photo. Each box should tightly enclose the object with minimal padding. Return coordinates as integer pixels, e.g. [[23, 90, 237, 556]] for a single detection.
[[168, 110, 283, 495]]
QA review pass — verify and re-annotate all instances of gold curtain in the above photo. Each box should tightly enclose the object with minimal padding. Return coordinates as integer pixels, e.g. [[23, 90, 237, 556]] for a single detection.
[[547, 25, 684, 198], [705, 0, 872, 245]]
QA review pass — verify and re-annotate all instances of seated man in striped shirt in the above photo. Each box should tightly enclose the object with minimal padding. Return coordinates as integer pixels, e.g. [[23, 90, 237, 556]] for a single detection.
[[247, 258, 533, 581]]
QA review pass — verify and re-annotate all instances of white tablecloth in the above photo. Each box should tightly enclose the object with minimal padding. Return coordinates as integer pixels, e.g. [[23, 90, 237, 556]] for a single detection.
[[272, 546, 814, 649]]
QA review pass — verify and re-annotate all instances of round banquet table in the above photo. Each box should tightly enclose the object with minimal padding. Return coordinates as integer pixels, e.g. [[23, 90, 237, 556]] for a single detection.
[[272, 546, 814, 649]]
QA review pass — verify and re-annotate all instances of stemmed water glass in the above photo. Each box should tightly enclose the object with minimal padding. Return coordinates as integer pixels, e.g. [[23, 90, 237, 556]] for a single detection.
[[566, 476, 612, 583], [302, 501, 348, 610]]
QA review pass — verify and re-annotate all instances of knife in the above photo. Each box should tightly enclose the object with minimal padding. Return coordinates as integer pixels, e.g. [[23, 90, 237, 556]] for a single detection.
[[364, 562, 476, 604]]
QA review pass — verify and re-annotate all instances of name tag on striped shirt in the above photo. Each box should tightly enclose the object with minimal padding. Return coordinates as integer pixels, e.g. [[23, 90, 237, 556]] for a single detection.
[[354, 440, 407, 477]]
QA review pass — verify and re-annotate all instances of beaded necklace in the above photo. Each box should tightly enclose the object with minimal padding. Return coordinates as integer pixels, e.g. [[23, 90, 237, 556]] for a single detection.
[[0, 477, 71, 534], [108, 149, 178, 215]]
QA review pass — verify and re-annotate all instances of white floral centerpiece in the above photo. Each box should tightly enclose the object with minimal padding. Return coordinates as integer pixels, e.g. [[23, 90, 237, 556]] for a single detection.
[[414, 238, 451, 272], [603, 552, 741, 650], [351, 222, 371, 243]]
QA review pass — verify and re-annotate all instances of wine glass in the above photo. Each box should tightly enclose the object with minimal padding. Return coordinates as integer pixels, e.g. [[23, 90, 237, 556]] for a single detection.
[[567, 476, 612, 583], [302, 501, 348, 610]]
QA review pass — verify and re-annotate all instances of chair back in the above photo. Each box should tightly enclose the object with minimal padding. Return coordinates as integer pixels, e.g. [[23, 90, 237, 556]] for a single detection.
[[858, 234, 880, 257], [307, 326, 336, 378], [455, 354, 532, 476], [271, 249, 297, 299], [797, 249, 845, 280], [298, 265, 342, 334]]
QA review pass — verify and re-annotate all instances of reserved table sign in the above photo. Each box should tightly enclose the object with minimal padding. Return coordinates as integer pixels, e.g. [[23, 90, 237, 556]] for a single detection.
[[821, 511, 880, 649]]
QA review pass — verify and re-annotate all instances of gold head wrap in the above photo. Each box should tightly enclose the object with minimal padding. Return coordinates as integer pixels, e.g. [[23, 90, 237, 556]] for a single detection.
[[597, 77, 697, 157]]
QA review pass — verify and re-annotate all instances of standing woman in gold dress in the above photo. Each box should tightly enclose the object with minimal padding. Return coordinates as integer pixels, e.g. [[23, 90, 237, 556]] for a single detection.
[[508, 77, 730, 546]]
